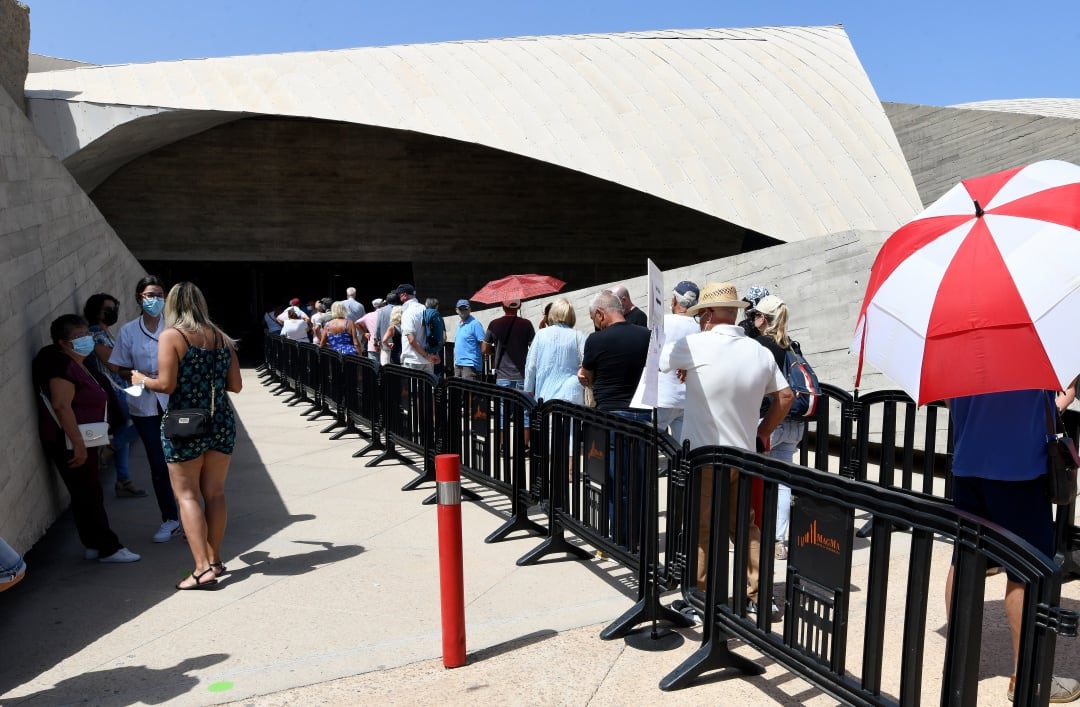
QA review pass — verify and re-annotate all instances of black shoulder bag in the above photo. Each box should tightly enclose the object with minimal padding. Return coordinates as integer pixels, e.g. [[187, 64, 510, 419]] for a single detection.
[[162, 329, 218, 441], [1044, 391, 1080, 505]]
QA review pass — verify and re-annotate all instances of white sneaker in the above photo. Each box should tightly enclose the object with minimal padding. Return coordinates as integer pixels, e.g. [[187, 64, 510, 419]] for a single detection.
[[84, 548, 100, 560], [152, 520, 182, 543], [99, 547, 141, 563]]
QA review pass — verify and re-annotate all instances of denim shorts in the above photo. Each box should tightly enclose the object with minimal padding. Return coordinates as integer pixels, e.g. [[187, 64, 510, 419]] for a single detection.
[[0, 537, 26, 585]]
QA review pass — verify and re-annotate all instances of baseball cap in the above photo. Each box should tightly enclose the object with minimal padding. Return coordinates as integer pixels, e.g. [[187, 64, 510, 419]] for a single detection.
[[456, 299, 471, 309], [289, 297, 301, 306], [397, 284, 416, 295], [503, 299, 521, 309], [371, 298, 385, 308], [673, 280, 700, 298]]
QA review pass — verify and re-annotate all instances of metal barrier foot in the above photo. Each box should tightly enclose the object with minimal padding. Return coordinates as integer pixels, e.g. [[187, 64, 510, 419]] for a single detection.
[[601, 599, 693, 641], [320, 419, 345, 434], [401, 471, 435, 491], [353, 438, 385, 458], [516, 529, 592, 566], [658, 632, 765, 691], [484, 514, 546, 544], [364, 447, 408, 467]]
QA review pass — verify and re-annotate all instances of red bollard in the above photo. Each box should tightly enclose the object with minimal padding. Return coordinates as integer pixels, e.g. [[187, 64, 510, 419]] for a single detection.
[[436, 453, 466, 668]]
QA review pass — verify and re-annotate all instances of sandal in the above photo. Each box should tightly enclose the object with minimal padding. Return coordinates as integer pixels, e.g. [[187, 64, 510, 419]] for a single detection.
[[210, 562, 227, 577], [175, 567, 218, 591]]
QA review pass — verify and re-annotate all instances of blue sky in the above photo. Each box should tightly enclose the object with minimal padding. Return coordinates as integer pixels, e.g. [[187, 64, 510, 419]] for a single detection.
[[25, 0, 1080, 106]]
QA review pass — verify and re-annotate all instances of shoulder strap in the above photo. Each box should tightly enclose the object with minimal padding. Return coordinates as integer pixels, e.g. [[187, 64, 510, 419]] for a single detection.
[[1046, 390, 1063, 437], [494, 317, 519, 372], [173, 327, 192, 347]]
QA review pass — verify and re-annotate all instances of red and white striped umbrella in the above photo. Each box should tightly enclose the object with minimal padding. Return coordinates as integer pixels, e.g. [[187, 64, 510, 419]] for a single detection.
[[852, 160, 1080, 405]]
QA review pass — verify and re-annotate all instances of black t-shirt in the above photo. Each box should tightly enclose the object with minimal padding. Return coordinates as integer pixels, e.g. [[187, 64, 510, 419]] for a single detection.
[[582, 322, 650, 411], [484, 315, 535, 380], [625, 307, 647, 327]]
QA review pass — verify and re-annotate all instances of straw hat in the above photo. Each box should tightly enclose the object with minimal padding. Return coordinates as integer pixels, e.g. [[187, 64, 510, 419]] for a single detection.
[[686, 282, 748, 315]]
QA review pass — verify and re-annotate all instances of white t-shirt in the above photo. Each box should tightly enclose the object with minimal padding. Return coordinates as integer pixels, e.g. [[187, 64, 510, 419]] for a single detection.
[[399, 297, 427, 365], [659, 324, 787, 451], [281, 318, 309, 341], [656, 313, 701, 409]]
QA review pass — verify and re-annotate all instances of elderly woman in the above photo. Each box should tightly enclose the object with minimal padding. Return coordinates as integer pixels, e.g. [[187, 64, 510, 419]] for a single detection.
[[33, 314, 140, 564], [524, 298, 585, 405], [318, 301, 361, 355], [280, 307, 310, 342], [751, 294, 803, 561], [133, 282, 242, 589]]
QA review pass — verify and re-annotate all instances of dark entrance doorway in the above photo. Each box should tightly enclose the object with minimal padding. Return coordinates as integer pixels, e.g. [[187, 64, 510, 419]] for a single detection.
[[140, 260, 413, 364]]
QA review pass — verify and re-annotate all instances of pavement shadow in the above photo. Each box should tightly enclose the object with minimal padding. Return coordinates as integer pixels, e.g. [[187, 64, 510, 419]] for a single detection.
[[466, 628, 559, 663], [4, 654, 229, 706], [0, 410, 319, 697]]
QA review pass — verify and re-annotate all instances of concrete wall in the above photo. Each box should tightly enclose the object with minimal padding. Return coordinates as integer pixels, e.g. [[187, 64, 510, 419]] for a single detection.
[[0, 0, 29, 113], [0, 85, 146, 554], [885, 101, 1080, 207]]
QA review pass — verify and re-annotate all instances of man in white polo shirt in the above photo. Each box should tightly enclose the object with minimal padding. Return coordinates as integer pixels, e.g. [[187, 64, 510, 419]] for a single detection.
[[660, 281, 792, 617]]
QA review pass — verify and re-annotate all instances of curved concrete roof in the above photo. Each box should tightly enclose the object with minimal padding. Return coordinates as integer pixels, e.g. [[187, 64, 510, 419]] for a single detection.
[[24, 25, 922, 241], [951, 98, 1080, 120]]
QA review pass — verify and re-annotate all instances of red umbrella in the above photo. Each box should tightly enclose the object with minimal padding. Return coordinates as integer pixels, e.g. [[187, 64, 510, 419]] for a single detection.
[[851, 160, 1080, 405], [470, 274, 566, 304]]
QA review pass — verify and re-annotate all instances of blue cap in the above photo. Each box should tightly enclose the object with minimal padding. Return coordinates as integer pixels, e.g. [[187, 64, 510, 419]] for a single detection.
[[456, 299, 471, 309]]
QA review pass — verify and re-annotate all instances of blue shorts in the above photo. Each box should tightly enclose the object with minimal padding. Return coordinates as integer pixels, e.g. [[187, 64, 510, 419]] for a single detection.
[[951, 476, 1054, 582]]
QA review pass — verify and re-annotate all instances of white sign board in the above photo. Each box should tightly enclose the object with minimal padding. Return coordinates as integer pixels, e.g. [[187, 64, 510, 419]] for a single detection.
[[630, 258, 665, 410]]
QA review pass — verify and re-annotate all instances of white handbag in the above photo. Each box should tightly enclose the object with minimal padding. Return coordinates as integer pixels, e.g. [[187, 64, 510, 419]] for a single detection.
[[39, 392, 111, 451]]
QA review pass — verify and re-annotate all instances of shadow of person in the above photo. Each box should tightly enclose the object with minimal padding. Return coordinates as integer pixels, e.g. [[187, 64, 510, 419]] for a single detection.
[[8, 653, 228, 706], [220, 541, 365, 582]]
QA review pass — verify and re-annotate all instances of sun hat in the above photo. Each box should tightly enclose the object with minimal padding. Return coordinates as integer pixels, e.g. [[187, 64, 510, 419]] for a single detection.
[[456, 299, 471, 309], [503, 300, 521, 309], [686, 282, 747, 315], [755, 294, 785, 318]]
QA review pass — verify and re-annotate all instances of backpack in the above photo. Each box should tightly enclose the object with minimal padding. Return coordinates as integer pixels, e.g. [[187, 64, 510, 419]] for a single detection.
[[422, 308, 445, 354], [783, 340, 821, 419]]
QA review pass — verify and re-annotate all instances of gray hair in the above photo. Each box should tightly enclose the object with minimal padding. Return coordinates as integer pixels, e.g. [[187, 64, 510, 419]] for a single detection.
[[589, 290, 622, 316], [425, 298, 439, 309], [674, 289, 698, 310]]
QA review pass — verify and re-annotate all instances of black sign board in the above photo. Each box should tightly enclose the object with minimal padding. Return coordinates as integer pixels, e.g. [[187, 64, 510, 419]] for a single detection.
[[583, 424, 608, 486], [789, 495, 854, 590], [471, 395, 490, 437]]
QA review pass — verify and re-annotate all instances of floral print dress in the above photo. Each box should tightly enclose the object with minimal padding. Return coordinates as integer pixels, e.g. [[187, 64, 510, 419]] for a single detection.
[[161, 329, 236, 462]]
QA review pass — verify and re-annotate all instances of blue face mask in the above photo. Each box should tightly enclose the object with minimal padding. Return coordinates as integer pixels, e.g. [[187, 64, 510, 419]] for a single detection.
[[141, 297, 164, 317], [70, 335, 95, 357]]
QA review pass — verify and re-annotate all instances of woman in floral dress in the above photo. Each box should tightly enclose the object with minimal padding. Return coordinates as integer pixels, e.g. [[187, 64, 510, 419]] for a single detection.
[[133, 282, 241, 590]]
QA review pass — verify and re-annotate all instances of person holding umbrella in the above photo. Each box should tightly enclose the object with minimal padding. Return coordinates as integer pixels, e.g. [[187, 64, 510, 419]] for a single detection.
[[852, 160, 1080, 703]]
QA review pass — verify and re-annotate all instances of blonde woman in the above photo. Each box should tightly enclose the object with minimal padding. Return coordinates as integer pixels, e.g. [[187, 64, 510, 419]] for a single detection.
[[523, 298, 585, 405], [133, 282, 242, 590], [751, 294, 802, 561], [318, 301, 361, 356]]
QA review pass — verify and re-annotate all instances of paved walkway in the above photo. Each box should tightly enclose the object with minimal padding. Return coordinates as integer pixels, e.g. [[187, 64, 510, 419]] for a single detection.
[[2, 369, 1078, 706]]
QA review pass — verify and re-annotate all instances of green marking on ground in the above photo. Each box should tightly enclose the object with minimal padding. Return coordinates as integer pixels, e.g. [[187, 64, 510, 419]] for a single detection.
[[208, 681, 234, 693]]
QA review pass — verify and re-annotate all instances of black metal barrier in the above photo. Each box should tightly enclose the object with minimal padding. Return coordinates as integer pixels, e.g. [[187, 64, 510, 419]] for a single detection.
[[366, 364, 441, 490], [660, 446, 1078, 704], [310, 349, 347, 435], [443, 376, 543, 541], [342, 353, 383, 456], [260, 342, 1080, 701]]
